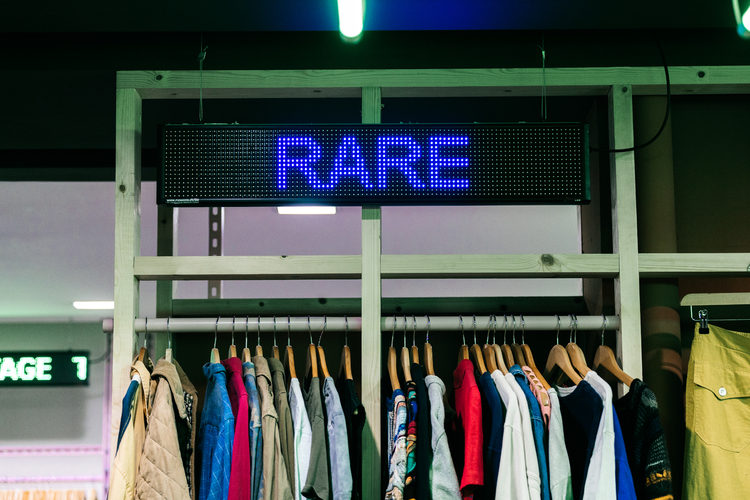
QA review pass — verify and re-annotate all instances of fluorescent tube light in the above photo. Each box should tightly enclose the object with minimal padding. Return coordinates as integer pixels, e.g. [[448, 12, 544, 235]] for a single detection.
[[73, 301, 115, 310], [277, 206, 337, 215], [338, 0, 364, 40]]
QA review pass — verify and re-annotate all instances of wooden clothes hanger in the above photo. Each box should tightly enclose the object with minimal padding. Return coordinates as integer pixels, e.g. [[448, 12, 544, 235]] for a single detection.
[[305, 317, 319, 379], [316, 317, 331, 379], [566, 314, 592, 377], [272, 317, 281, 361], [338, 315, 353, 381], [242, 317, 253, 363], [500, 315, 515, 368], [255, 317, 264, 357], [593, 316, 633, 387], [486, 315, 509, 375], [457, 315, 470, 363], [210, 317, 221, 364], [400, 316, 413, 383], [424, 315, 435, 376], [518, 315, 551, 390], [388, 317, 401, 390], [283, 316, 297, 382], [543, 315, 582, 385], [469, 316, 487, 374], [228, 317, 238, 359]]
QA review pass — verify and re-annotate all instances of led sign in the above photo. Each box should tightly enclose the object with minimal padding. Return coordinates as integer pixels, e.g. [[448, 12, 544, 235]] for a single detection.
[[158, 123, 589, 206], [0, 351, 89, 386]]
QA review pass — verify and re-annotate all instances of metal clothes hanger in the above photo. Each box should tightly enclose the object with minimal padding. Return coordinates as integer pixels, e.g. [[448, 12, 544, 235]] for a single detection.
[[339, 315, 353, 381], [510, 314, 527, 366], [457, 315, 470, 362], [543, 314, 582, 385], [228, 316, 238, 358], [284, 316, 297, 382], [272, 316, 280, 360], [138, 317, 148, 362], [483, 315, 498, 373], [491, 315, 510, 375], [387, 315, 401, 390], [470, 315, 487, 374], [566, 314, 591, 376], [500, 314, 515, 368], [317, 316, 331, 379], [520, 314, 551, 390], [255, 317, 264, 357], [400, 316, 413, 383], [165, 317, 173, 363], [593, 315, 633, 387], [210, 317, 221, 363], [305, 316, 319, 379], [424, 315, 435, 376], [410, 315, 419, 364], [242, 316, 252, 363]]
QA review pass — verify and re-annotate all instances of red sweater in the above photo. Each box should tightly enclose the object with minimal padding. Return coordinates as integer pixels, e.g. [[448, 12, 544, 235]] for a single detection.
[[222, 357, 251, 500], [453, 359, 483, 500]]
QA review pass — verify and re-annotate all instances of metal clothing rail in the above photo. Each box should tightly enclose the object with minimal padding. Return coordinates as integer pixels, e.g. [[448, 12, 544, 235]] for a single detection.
[[103, 315, 620, 334]]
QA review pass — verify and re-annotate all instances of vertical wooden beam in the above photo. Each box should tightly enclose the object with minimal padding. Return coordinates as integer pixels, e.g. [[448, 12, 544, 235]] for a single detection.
[[608, 84, 642, 395], [155, 205, 178, 359], [112, 88, 142, 465], [360, 86, 382, 500]]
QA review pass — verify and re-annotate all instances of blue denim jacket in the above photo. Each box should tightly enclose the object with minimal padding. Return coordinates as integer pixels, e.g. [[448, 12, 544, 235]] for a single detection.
[[244, 361, 264, 500], [510, 365, 551, 500], [197, 362, 235, 500]]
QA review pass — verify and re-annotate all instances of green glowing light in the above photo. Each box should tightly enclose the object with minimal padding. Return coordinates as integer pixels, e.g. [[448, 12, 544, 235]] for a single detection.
[[338, 0, 363, 39]]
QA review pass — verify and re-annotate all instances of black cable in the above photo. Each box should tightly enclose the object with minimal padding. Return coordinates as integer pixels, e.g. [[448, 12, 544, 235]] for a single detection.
[[590, 36, 671, 154]]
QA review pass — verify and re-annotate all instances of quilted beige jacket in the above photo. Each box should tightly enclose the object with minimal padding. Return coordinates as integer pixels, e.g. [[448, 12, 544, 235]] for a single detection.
[[135, 358, 197, 500]]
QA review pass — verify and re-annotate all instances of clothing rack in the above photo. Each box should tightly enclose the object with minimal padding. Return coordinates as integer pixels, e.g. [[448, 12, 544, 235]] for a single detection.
[[102, 315, 621, 335]]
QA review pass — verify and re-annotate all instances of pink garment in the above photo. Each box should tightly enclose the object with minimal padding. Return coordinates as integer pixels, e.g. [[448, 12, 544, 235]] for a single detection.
[[452, 359, 483, 500], [222, 357, 252, 500], [522, 365, 551, 429]]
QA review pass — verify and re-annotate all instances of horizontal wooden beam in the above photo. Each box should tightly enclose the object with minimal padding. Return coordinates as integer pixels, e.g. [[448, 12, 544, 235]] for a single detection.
[[134, 256, 362, 280], [681, 292, 750, 307], [381, 254, 619, 278], [117, 66, 750, 99], [639, 253, 750, 277]]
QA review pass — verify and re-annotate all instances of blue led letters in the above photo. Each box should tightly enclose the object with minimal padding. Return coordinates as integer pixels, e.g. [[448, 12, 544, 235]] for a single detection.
[[277, 134, 471, 191]]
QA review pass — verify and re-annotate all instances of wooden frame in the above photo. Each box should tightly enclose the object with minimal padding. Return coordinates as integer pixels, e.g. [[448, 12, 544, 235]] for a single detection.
[[114, 66, 750, 500]]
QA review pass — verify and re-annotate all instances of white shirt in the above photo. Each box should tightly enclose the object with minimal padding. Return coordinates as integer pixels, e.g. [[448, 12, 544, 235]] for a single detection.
[[288, 378, 312, 500], [505, 372, 541, 500], [582, 372, 616, 500], [491, 370, 531, 500], [547, 388, 574, 500]]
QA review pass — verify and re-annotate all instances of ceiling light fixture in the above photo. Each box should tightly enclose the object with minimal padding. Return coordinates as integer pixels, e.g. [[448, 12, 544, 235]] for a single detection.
[[73, 301, 115, 310], [338, 0, 364, 41], [733, 0, 750, 37], [277, 206, 337, 215]]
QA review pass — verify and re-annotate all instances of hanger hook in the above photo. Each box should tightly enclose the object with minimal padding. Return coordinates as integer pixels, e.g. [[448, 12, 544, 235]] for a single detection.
[[425, 315, 430, 344], [503, 314, 508, 345], [245, 316, 249, 349], [492, 315, 498, 344], [214, 316, 220, 349], [403, 315, 407, 348], [391, 315, 396, 348], [308, 317, 313, 344], [555, 314, 561, 345], [143, 317, 148, 348], [486, 315, 492, 345], [572, 313, 579, 343], [472, 315, 477, 345], [459, 315, 465, 345], [287, 316, 291, 346], [511, 314, 517, 344], [257, 317, 261, 347], [344, 315, 349, 346], [166, 317, 171, 349], [520, 314, 526, 344], [601, 314, 607, 345], [411, 315, 416, 347], [317, 316, 327, 347], [232, 316, 236, 346], [568, 314, 574, 344], [273, 316, 277, 347]]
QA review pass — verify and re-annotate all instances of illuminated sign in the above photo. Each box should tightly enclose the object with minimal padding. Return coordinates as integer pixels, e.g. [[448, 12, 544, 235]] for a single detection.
[[158, 123, 589, 206], [0, 351, 89, 386]]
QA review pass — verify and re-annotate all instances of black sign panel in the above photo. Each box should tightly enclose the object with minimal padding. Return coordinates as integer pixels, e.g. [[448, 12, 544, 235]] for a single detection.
[[0, 351, 89, 386], [158, 123, 589, 206]]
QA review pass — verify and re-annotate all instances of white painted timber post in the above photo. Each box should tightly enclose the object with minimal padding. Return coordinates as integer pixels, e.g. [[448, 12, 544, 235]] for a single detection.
[[361, 86, 382, 500], [608, 84, 643, 396]]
